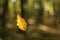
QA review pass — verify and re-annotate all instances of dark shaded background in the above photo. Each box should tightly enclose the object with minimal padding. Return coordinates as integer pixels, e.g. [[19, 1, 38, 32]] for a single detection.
[[0, 0, 60, 40]]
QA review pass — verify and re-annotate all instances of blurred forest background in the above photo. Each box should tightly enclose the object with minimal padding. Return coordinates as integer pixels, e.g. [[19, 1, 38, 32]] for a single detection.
[[0, 0, 60, 40]]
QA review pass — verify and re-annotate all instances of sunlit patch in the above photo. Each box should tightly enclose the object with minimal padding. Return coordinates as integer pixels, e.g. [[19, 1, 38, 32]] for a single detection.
[[34, 3, 40, 10], [17, 14, 27, 31], [27, 18, 35, 24], [43, 1, 54, 15], [38, 24, 49, 31], [11, 0, 16, 2]]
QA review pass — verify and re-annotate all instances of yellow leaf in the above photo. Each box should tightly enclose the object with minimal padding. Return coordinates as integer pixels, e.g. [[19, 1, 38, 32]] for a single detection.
[[17, 14, 27, 31]]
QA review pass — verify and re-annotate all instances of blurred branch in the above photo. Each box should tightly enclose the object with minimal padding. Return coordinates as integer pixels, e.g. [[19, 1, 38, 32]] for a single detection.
[[38, 24, 60, 35]]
